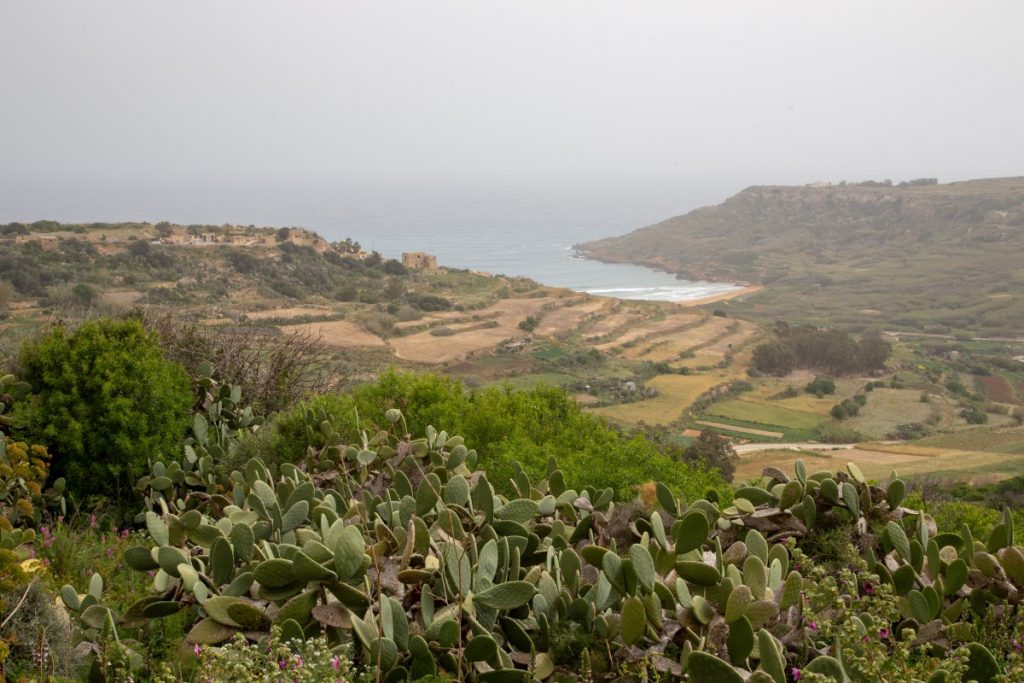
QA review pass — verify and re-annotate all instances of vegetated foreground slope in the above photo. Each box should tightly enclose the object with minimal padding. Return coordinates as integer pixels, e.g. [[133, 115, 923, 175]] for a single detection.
[[579, 177, 1024, 335]]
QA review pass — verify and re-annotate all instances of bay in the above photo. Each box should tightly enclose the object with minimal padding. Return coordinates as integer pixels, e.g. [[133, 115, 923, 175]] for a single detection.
[[0, 182, 739, 302]]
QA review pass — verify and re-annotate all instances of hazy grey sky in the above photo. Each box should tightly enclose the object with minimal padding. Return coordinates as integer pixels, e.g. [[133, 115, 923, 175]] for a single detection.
[[2, 1, 1023, 195]]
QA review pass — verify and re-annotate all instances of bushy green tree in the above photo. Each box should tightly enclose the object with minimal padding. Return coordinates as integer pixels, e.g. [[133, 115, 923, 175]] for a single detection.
[[17, 319, 192, 500], [678, 430, 738, 482], [804, 376, 836, 397]]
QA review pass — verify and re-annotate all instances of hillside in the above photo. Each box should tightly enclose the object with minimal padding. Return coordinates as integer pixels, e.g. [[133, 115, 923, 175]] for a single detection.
[[579, 177, 1024, 335]]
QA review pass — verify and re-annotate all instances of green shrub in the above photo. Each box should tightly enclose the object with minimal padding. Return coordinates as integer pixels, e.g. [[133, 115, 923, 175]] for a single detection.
[[17, 319, 192, 500], [518, 315, 539, 332], [893, 422, 931, 440], [813, 422, 863, 444], [274, 370, 727, 502], [805, 376, 836, 396]]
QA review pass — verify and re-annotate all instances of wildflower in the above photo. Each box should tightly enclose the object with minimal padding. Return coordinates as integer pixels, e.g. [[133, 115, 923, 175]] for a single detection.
[[791, 667, 801, 680], [331, 655, 341, 671], [879, 628, 890, 640], [279, 660, 287, 670], [807, 621, 818, 631], [90, 513, 97, 529], [194, 644, 201, 657]]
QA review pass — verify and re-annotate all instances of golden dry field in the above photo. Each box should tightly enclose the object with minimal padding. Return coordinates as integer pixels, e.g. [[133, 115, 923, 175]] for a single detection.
[[588, 374, 725, 425]]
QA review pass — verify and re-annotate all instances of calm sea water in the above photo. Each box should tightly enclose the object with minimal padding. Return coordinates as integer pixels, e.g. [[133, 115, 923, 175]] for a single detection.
[[0, 182, 739, 302]]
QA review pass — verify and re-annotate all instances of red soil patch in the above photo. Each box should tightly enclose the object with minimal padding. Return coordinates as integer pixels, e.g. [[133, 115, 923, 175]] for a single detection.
[[979, 375, 1017, 404]]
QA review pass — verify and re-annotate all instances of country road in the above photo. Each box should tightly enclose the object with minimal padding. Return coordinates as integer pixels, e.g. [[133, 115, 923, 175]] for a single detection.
[[733, 442, 856, 454]]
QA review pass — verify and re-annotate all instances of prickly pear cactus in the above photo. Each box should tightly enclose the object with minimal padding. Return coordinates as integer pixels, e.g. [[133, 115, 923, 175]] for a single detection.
[[82, 389, 1024, 683]]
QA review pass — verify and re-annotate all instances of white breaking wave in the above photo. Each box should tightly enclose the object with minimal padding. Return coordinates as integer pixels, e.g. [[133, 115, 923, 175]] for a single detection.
[[582, 282, 740, 302]]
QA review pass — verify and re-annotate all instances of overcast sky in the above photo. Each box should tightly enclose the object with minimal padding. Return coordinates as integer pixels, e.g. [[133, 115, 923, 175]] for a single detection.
[[2, 1, 1023, 197]]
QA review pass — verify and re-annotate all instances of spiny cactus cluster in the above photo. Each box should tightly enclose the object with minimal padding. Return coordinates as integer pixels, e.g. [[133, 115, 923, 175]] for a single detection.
[[56, 378, 1022, 681]]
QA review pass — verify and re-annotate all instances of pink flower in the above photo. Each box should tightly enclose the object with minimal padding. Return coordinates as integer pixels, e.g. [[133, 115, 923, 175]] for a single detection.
[[791, 667, 801, 680], [807, 621, 818, 631], [879, 628, 890, 640], [331, 655, 341, 671], [90, 514, 97, 529], [193, 644, 201, 657], [279, 660, 287, 670]]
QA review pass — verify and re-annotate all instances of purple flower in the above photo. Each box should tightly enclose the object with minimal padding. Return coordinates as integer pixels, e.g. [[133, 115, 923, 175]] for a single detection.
[[879, 628, 890, 640], [279, 660, 287, 670], [193, 644, 201, 657], [90, 513, 97, 529], [807, 621, 818, 631], [331, 655, 341, 671], [791, 667, 801, 680]]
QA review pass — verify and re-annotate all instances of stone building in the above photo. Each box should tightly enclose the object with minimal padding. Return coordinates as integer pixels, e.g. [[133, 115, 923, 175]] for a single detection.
[[402, 252, 438, 270]]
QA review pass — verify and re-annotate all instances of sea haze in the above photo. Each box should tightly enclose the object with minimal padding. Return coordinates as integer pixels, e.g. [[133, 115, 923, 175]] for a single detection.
[[0, 182, 741, 302]]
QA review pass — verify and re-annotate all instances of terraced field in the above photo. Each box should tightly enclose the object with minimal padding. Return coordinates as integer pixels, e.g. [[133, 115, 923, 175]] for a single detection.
[[593, 313, 704, 351], [627, 316, 735, 362], [533, 299, 607, 337], [588, 374, 725, 426], [280, 320, 387, 348], [704, 399, 825, 432], [391, 297, 554, 363]]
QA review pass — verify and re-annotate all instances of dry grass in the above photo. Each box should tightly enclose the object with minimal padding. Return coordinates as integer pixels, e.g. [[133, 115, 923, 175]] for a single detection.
[[102, 290, 144, 305], [855, 442, 951, 457], [390, 297, 553, 364], [629, 316, 735, 362], [280, 320, 386, 348], [581, 309, 646, 340], [244, 306, 334, 320], [393, 310, 473, 330], [533, 299, 608, 337], [588, 374, 724, 426], [845, 388, 936, 439], [736, 441, 1024, 485], [593, 313, 704, 352]]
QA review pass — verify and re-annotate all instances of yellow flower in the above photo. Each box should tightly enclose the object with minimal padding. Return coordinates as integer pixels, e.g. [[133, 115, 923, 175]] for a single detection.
[[19, 558, 44, 574]]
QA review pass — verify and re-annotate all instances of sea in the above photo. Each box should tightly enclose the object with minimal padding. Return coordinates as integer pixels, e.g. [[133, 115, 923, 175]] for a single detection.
[[0, 182, 740, 303]]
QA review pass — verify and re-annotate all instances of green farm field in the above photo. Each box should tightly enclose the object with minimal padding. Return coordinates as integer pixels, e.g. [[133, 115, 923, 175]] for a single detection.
[[704, 399, 825, 432]]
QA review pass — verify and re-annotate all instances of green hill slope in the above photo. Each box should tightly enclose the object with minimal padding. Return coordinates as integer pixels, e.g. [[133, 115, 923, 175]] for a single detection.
[[579, 177, 1024, 334]]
